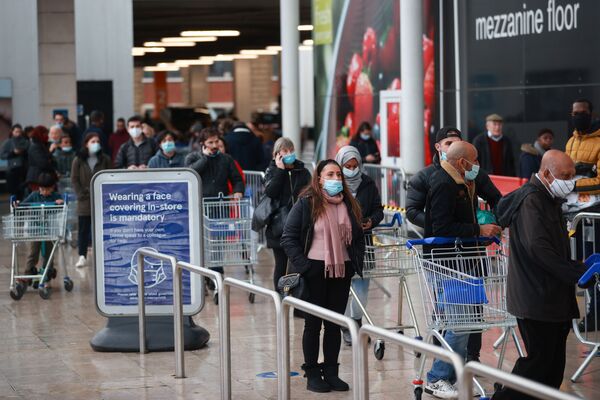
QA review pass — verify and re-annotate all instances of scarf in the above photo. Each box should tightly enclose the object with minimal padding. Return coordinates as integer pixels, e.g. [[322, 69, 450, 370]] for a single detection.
[[335, 145, 362, 195], [319, 192, 352, 278]]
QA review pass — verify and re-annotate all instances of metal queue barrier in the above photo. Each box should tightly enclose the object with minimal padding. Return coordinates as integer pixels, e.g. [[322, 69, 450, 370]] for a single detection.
[[134, 249, 584, 400], [281, 296, 362, 400], [461, 362, 581, 400], [363, 163, 407, 209], [243, 170, 267, 251]]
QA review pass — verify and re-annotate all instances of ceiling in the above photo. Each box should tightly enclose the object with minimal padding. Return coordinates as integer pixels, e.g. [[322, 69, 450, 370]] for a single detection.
[[133, 0, 312, 67]]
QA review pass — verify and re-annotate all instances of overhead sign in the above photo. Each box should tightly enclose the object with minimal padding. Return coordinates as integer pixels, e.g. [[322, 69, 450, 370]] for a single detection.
[[92, 169, 203, 316]]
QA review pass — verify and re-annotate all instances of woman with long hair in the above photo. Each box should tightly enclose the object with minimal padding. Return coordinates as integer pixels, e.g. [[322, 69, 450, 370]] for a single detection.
[[281, 159, 365, 393], [71, 132, 112, 267]]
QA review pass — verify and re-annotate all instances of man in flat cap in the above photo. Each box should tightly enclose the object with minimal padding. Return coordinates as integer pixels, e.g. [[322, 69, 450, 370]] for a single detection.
[[472, 114, 516, 176]]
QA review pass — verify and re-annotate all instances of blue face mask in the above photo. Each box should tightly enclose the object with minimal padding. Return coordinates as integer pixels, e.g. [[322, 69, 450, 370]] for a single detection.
[[282, 153, 296, 164], [88, 142, 101, 154], [464, 160, 480, 181], [440, 152, 447, 161], [360, 133, 371, 141], [323, 179, 343, 196], [161, 141, 176, 153], [343, 167, 360, 178]]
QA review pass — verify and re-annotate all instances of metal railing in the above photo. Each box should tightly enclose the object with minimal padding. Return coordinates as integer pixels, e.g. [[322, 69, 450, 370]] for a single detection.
[[358, 324, 464, 399], [222, 278, 286, 399], [243, 170, 267, 250], [461, 361, 581, 400], [281, 296, 361, 400], [363, 163, 408, 208]]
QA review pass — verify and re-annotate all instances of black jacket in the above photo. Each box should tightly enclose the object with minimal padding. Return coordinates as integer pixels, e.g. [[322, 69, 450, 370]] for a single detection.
[[26, 140, 53, 184], [425, 161, 480, 239], [349, 137, 381, 164], [518, 143, 542, 180], [223, 127, 265, 171], [355, 174, 384, 229], [281, 196, 366, 277], [407, 155, 501, 228], [114, 137, 157, 168], [263, 159, 311, 248], [1, 136, 29, 169], [185, 151, 244, 198], [495, 175, 587, 322], [472, 133, 516, 176]]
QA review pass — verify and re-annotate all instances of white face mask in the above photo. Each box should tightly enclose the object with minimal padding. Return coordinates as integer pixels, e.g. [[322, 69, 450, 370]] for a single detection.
[[128, 127, 142, 138], [546, 170, 576, 199], [343, 167, 360, 178]]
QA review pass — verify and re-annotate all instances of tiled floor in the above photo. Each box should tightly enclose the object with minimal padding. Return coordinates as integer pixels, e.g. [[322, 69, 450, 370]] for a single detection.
[[0, 203, 599, 398]]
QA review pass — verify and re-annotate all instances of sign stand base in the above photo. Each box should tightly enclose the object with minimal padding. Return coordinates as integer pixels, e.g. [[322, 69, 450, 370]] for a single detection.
[[90, 315, 209, 352]]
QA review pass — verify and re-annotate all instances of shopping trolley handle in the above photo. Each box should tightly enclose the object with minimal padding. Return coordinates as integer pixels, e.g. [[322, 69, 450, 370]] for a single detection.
[[584, 254, 600, 268], [405, 236, 500, 249], [579, 262, 600, 289], [378, 212, 403, 227]]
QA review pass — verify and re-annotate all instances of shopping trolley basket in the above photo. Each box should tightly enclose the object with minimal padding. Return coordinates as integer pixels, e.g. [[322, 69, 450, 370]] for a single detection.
[[2, 196, 74, 300], [203, 194, 257, 303], [351, 212, 422, 360], [406, 237, 519, 399]]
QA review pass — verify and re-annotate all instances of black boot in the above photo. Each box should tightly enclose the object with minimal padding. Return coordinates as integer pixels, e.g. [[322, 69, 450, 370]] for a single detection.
[[302, 364, 330, 393], [321, 363, 349, 391]]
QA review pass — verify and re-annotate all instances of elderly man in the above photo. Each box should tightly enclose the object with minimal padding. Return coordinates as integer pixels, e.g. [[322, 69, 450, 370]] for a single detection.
[[48, 125, 63, 155], [472, 114, 515, 176], [424, 141, 502, 399], [493, 150, 588, 399]]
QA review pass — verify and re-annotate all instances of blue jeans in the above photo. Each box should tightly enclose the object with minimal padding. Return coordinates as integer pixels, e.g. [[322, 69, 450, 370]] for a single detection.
[[346, 278, 370, 319], [427, 330, 469, 384]]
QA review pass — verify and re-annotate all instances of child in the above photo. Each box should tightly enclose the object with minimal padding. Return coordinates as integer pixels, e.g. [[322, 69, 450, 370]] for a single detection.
[[53, 135, 76, 177], [21, 172, 63, 284]]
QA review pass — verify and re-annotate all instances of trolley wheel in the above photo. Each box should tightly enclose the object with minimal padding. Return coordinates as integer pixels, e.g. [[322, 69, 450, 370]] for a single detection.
[[213, 292, 219, 305], [10, 282, 26, 301], [414, 336, 423, 358], [64, 278, 74, 292], [248, 293, 255, 303], [39, 286, 51, 300], [374, 339, 385, 360], [493, 382, 503, 392], [414, 386, 423, 400]]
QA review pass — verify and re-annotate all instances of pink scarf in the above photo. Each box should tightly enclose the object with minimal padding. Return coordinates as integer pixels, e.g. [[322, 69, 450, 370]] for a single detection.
[[319, 192, 352, 278]]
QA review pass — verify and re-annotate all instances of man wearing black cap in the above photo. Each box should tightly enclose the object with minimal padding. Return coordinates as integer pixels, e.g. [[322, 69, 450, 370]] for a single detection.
[[472, 114, 516, 176]]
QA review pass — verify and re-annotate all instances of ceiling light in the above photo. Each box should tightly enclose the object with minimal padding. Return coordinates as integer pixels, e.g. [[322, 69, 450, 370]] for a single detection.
[[298, 25, 314, 31], [175, 59, 214, 66], [181, 30, 240, 37], [240, 49, 279, 56], [141, 47, 166, 53], [144, 41, 195, 47], [213, 55, 235, 61], [303, 39, 314, 46], [144, 65, 179, 72], [217, 54, 258, 60], [162, 36, 218, 43], [132, 48, 146, 56], [266, 46, 282, 51]]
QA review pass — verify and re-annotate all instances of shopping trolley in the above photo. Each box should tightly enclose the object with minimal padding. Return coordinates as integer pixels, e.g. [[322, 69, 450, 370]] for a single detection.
[[58, 176, 78, 248], [203, 193, 257, 304], [406, 237, 520, 399], [351, 212, 422, 360], [2, 195, 73, 300]]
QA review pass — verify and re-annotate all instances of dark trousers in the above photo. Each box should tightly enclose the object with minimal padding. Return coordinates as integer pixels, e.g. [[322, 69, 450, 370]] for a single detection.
[[492, 318, 570, 400], [303, 260, 352, 367], [272, 247, 288, 290], [7, 167, 26, 201], [467, 332, 482, 359], [78, 216, 92, 257]]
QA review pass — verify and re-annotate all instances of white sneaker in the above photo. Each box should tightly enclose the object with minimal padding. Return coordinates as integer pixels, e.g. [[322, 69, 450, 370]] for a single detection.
[[75, 256, 87, 268], [425, 380, 458, 399]]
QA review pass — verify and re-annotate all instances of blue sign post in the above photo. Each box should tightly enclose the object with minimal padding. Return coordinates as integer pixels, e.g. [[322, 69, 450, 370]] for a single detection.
[[90, 169, 207, 352]]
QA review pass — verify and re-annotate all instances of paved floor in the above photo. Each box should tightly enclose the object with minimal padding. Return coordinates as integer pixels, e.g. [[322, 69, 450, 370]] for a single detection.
[[0, 206, 599, 399]]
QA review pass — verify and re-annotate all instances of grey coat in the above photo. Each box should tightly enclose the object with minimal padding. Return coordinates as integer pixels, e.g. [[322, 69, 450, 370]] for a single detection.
[[0, 136, 29, 169]]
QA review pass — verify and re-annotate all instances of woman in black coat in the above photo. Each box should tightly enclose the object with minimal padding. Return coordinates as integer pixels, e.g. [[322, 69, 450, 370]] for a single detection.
[[349, 121, 381, 164], [0, 124, 29, 200], [263, 137, 311, 289], [26, 125, 54, 191], [335, 145, 384, 345], [281, 159, 365, 393]]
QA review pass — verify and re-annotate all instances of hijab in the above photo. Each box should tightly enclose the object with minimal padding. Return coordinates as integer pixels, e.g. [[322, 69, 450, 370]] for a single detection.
[[335, 145, 362, 195]]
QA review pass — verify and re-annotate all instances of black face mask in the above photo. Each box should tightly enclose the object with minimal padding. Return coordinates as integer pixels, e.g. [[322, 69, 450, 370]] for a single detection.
[[572, 113, 592, 133]]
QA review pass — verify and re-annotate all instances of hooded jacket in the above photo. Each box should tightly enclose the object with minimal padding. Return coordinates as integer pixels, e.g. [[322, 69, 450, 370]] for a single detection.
[[495, 175, 587, 322], [472, 133, 516, 176], [519, 143, 543, 179], [185, 151, 244, 198], [406, 154, 501, 228], [565, 125, 600, 194], [223, 126, 265, 171], [147, 149, 185, 169]]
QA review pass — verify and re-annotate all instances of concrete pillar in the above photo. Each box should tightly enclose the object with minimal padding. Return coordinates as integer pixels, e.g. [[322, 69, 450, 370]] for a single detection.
[[133, 67, 144, 115], [189, 65, 209, 107], [279, 0, 301, 148], [152, 71, 167, 120], [37, 0, 77, 125], [400, 0, 424, 174], [234, 56, 273, 122]]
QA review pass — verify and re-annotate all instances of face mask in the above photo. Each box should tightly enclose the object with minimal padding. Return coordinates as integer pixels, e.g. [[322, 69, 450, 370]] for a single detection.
[[88, 142, 101, 154], [343, 167, 360, 178], [360, 133, 371, 141], [440, 152, 447, 161], [546, 171, 576, 199], [463, 160, 480, 181], [572, 113, 592, 133], [282, 153, 296, 164], [62, 146, 72, 152], [128, 249, 167, 288], [49, 139, 59, 144], [128, 127, 142, 138], [161, 141, 175, 153], [56, 122, 64, 128], [322, 179, 343, 196]]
